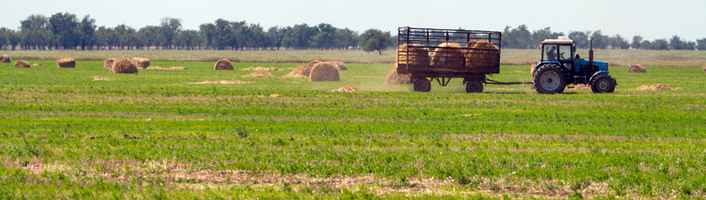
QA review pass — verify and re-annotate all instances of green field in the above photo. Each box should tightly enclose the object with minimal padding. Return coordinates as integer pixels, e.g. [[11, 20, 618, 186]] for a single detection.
[[1, 60, 705, 199]]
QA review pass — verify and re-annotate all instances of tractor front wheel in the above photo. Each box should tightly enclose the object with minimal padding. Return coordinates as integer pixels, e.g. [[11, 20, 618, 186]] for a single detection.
[[590, 74, 616, 93], [533, 64, 567, 94]]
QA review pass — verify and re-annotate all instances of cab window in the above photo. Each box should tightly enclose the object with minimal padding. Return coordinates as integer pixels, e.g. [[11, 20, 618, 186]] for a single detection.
[[543, 44, 558, 61], [559, 45, 572, 61]]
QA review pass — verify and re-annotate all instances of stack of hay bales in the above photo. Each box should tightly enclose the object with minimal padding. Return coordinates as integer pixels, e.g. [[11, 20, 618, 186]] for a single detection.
[[283, 64, 313, 78], [628, 64, 646, 73], [57, 57, 75, 68], [386, 64, 412, 84], [14, 60, 30, 68], [110, 57, 138, 74], [214, 59, 234, 70], [132, 57, 150, 69], [466, 40, 500, 68], [104, 58, 115, 69], [330, 61, 348, 71], [397, 44, 429, 67], [1, 54, 10, 63], [309, 62, 339, 81], [431, 42, 465, 67]]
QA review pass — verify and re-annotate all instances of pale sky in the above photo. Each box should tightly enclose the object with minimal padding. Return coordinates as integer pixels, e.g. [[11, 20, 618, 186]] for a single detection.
[[3, 0, 705, 41]]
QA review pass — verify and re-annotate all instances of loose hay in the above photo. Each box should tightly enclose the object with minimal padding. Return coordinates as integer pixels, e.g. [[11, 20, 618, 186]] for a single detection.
[[530, 62, 539, 75], [269, 94, 280, 98], [132, 57, 150, 69], [188, 80, 252, 84], [32, 63, 43, 66], [242, 71, 275, 78], [146, 66, 163, 69], [329, 86, 358, 92], [282, 64, 312, 78], [57, 57, 75, 68], [241, 66, 281, 71], [110, 57, 138, 74], [214, 59, 234, 70], [396, 44, 429, 65], [568, 84, 591, 90], [104, 58, 115, 69], [309, 62, 340, 81], [330, 61, 348, 71], [628, 64, 646, 73], [386, 64, 412, 84], [466, 40, 500, 68], [166, 66, 187, 70], [1, 54, 10, 63], [14, 60, 30, 68], [92, 76, 112, 81], [431, 42, 465, 67], [636, 84, 683, 91]]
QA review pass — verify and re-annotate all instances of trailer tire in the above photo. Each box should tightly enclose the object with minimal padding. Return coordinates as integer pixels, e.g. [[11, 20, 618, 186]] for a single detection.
[[590, 74, 616, 93], [533, 64, 566, 94], [413, 78, 431, 92], [465, 80, 483, 93]]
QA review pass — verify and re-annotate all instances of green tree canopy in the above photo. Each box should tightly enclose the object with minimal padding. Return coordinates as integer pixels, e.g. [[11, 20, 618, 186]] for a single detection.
[[358, 29, 390, 55]]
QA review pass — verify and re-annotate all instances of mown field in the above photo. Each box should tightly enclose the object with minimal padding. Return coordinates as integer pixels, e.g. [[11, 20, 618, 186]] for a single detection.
[[1, 59, 705, 199]]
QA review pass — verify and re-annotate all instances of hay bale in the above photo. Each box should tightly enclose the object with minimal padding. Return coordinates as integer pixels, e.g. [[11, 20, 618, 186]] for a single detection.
[[703, 65, 706, 73], [530, 62, 539, 75], [628, 64, 646, 73], [132, 57, 150, 69], [14, 60, 30, 68], [32, 63, 43, 66], [242, 71, 275, 77], [309, 62, 340, 82], [214, 59, 234, 70], [431, 42, 465, 67], [396, 44, 429, 65], [329, 86, 358, 92], [282, 64, 312, 78], [307, 60, 321, 68], [104, 58, 115, 69], [0, 54, 10, 63], [57, 57, 75, 68], [110, 57, 138, 74], [331, 61, 348, 71], [466, 40, 500, 68], [386, 64, 412, 84]]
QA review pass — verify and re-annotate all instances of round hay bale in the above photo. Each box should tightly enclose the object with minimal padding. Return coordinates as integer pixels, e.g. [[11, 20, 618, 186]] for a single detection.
[[104, 58, 115, 69], [386, 64, 412, 84], [309, 62, 340, 82], [466, 40, 500, 68], [214, 59, 234, 70], [110, 57, 138, 74], [57, 57, 75, 68], [431, 42, 464, 67], [1, 54, 10, 63], [282, 64, 312, 78], [628, 64, 646, 73], [242, 71, 275, 77], [331, 61, 348, 71], [329, 86, 358, 92], [132, 57, 150, 69], [397, 44, 429, 66], [14, 60, 30, 68], [307, 60, 321, 68]]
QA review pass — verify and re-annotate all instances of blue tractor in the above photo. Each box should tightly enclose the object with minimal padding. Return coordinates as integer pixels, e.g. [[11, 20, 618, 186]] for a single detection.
[[532, 37, 616, 94]]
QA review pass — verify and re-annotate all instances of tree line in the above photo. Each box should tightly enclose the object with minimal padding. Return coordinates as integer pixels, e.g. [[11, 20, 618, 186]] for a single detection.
[[502, 25, 706, 50], [0, 12, 396, 53]]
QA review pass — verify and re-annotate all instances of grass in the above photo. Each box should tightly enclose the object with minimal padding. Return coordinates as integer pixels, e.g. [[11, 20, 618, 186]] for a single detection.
[[2, 48, 706, 67], [0, 59, 705, 199]]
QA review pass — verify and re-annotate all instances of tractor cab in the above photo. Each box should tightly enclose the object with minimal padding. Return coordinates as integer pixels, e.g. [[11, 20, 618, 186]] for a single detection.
[[532, 36, 616, 94]]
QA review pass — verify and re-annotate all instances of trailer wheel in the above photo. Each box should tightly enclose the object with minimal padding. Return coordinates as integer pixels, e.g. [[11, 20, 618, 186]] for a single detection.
[[413, 78, 431, 92], [590, 74, 616, 93], [533, 64, 566, 94], [465, 80, 483, 93]]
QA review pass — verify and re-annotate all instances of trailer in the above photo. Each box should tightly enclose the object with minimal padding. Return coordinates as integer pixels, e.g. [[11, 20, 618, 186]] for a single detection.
[[396, 27, 526, 93]]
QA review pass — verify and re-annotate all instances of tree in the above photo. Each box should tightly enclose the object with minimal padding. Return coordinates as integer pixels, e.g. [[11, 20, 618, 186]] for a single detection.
[[697, 38, 706, 50], [333, 28, 358, 49], [282, 23, 315, 49], [502, 25, 532, 49], [311, 23, 335, 49], [590, 30, 609, 49], [78, 15, 96, 50], [652, 39, 669, 50], [20, 14, 53, 50], [531, 27, 563, 49], [158, 17, 182, 49], [49, 12, 80, 49], [0, 28, 8, 50], [609, 34, 629, 49], [631, 35, 642, 49], [568, 31, 591, 49], [267, 26, 288, 50], [358, 29, 390, 55]]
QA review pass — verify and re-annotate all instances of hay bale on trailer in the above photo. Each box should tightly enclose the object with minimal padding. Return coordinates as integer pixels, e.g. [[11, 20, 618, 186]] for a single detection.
[[466, 40, 500, 68], [110, 57, 138, 74], [214, 59, 234, 70], [57, 57, 75, 68], [628, 64, 646, 73], [104, 58, 115, 69], [282, 64, 312, 78], [132, 57, 150, 69], [14, 60, 30, 68], [396, 44, 429, 66], [330, 61, 348, 70], [1, 54, 10, 63], [309, 62, 339, 81], [386, 64, 412, 84], [431, 42, 465, 67]]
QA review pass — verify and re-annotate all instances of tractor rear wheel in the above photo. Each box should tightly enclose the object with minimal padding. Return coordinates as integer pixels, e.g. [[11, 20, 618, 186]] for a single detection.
[[413, 78, 431, 92], [465, 80, 483, 93], [533, 64, 566, 94], [590, 74, 616, 93]]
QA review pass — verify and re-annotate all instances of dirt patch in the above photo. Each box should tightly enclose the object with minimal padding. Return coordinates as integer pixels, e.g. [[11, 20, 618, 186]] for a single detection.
[[635, 84, 683, 91], [242, 66, 280, 71], [187, 80, 253, 84], [329, 86, 358, 93], [242, 71, 275, 77], [92, 76, 112, 81]]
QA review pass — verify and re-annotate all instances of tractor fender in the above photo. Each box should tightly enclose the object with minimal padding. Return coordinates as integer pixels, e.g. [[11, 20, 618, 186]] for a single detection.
[[588, 71, 609, 84]]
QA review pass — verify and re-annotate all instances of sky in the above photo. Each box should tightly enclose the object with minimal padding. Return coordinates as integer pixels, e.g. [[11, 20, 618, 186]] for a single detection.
[[3, 0, 705, 41]]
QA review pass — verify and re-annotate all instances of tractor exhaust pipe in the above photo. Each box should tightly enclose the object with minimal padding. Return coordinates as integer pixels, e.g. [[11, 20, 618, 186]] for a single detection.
[[588, 38, 594, 67]]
